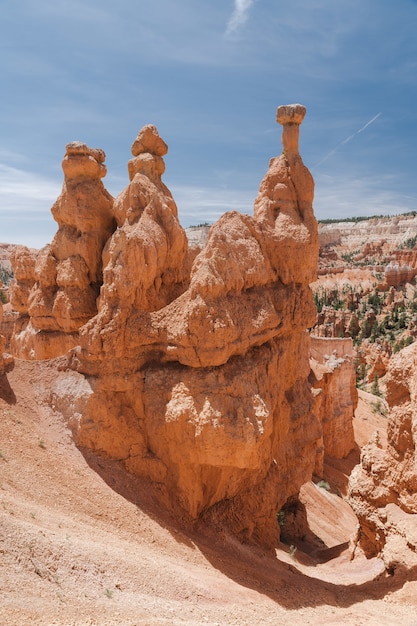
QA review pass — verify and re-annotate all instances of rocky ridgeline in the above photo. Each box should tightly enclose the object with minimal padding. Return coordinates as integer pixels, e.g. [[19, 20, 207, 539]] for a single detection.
[[319, 215, 417, 249]]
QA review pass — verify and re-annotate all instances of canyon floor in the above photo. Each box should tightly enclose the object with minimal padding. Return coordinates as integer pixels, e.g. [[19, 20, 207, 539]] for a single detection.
[[2, 359, 417, 625]]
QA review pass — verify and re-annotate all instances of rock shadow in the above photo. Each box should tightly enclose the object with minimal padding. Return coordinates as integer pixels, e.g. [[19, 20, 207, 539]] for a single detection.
[[0, 374, 16, 404], [194, 525, 417, 612], [79, 447, 196, 550], [323, 445, 361, 496], [78, 445, 417, 612]]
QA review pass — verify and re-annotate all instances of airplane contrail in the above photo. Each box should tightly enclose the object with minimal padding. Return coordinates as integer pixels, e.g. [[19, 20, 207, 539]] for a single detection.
[[315, 112, 382, 168], [357, 112, 382, 133]]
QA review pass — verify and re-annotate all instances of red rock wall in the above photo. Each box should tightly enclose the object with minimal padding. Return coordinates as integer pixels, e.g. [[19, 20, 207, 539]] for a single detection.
[[309, 336, 356, 473], [349, 342, 417, 569]]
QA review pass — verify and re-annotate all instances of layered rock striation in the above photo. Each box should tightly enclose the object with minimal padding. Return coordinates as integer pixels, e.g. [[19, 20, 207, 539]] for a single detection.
[[10, 143, 115, 359]]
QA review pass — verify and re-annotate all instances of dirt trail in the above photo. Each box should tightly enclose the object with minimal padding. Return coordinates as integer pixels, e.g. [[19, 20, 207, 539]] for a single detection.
[[1, 360, 416, 625]]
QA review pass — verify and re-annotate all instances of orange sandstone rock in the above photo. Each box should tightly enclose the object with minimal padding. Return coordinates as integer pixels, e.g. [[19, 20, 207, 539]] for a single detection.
[[64, 106, 320, 545], [0, 285, 13, 376], [349, 341, 417, 569], [309, 336, 357, 475], [10, 144, 115, 359]]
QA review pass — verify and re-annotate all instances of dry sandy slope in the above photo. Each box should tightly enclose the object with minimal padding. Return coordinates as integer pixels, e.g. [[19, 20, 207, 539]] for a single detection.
[[1, 360, 417, 625]]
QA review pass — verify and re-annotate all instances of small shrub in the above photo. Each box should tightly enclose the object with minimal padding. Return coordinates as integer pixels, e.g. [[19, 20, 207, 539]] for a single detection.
[[371, 374, 382, 397], [317, 480, 331, 491], [276, 510, 285, 529], [371, 400, 388, 417]]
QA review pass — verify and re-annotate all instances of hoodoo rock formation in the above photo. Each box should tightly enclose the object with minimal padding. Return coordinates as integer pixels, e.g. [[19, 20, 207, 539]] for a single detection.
[[6, 106, 324, 546], [49, 104, 320, 545], [9, 143, 115, 359], [349, 341, 417, 569]]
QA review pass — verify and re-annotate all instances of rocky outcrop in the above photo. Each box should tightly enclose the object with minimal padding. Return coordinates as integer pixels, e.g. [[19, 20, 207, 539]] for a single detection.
[[0, 289, 13, 376], [385, 261, 416, 287], [349, 341, 417, 569], [359, 339, 391, 383], [314, 308, 358, 339], [309, 336, 357, 474], [64, 105, 320, 545], [9, 144, 115, 359]]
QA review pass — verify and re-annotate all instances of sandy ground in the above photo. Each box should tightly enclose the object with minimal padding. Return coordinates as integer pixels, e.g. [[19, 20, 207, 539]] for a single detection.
[[1, 360, 417, 626]]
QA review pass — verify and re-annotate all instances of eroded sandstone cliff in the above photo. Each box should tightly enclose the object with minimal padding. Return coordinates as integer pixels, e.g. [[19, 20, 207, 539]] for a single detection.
[[349, 341, 417, 570], [0, 288, 13, 376], [309, 336, 357, 475]]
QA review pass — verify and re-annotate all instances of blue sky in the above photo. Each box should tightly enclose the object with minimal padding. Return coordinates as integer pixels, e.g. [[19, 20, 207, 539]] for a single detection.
[[1, 0, 417, 247]]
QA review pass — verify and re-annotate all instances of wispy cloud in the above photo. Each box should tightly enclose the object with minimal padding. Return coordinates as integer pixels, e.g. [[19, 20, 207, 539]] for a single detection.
[[314, 172, 417, 220], [0, 163, 60, 247], [315, 113, 382, 167], [171, 184, 256, 226], [225, 0, 255, 37], [0, 163, 60, 209]]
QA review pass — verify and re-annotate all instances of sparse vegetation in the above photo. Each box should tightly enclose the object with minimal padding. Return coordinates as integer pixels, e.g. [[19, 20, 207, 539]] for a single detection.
[[318, 214, 386, 225], [399, 235, 417, 250], [371, 374, 381, 397], [313, 282, 416, 359], [188, 222, 211, 228], [371, 400, 388, 417], [0, 266, 13, 287]]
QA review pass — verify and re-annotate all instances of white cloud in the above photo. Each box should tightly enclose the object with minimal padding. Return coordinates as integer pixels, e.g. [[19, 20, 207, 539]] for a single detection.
[[0, 163, 60, 210], [0, 163, 60, 247], [171, 184, 256, 226], [314, 173, 417, 221], [225, 0, 255, 37]]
